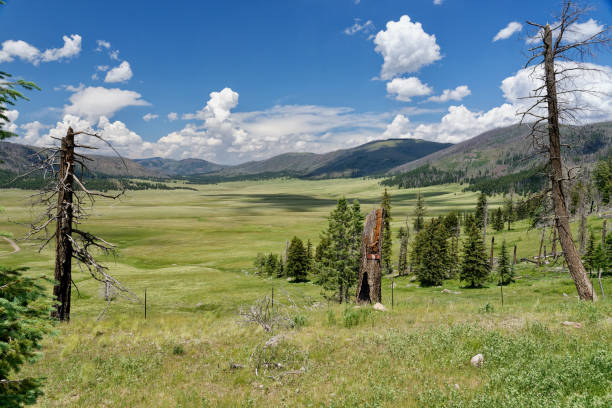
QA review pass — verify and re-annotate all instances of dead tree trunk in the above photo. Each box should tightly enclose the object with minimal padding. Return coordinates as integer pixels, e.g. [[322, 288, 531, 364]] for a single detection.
[[542, 24, 594, 300], [513, 244, 517, 266], [52, 127, 75, 321], [355, 208, 383, 304]]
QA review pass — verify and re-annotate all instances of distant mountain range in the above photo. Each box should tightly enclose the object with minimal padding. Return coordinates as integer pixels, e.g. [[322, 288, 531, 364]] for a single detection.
[[0, 138, 451, 180], [2, 121, 610, 185]]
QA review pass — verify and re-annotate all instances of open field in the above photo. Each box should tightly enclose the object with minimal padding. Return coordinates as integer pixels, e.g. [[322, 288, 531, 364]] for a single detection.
[[1, 178, 611, 407]]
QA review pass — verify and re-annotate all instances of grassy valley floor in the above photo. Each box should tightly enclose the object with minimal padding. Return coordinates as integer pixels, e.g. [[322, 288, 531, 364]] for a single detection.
[[0, 179, 610, 407]]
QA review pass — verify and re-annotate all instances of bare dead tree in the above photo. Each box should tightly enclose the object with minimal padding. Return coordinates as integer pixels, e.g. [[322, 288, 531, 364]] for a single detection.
[[521, 1, 610, 300], [23, 127, 137, 320]]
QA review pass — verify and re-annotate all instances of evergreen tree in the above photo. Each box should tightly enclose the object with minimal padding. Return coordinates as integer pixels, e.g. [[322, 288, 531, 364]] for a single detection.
[[444, 212, 460, 278], [381, 189, 393, 274], [475, 193, 488, 230], [254, 253, 266, 275], [460, 221, 490, 288], [493, 207, 505, 231], [397, 226, 409, 275], [497, 240, 514, 285], [264, 253, 279, 276], [503, 195, 515, 231], [413, 219, 449, 286], [286, 236, 309, 281], [314, 198, 363, 303], [604, 234, 612, 276], [306, 239, 314, 272], [413, 192, 426, 233], [583, 231, 597, 276], [0, 266, 53, 408]]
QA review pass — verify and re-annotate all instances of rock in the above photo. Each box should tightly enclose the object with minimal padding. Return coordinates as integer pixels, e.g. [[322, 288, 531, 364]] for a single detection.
[[561, 321, 582, 328], [441, 289, 452, 294], [470, 354, 484, 367], [229, 362, 244, 370], [372, 302, 387, 311], [195, 302, 204, 308], [454, 383, 460, 390]]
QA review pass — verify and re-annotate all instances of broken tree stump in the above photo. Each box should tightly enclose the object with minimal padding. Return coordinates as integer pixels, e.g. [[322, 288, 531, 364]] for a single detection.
[[355, 208, 384, 304]]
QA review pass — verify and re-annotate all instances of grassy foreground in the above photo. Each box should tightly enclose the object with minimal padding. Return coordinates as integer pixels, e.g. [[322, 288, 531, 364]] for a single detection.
[[0, 178, 610, 407]]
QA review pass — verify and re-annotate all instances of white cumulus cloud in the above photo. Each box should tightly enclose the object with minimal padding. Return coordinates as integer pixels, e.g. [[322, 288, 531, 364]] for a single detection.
[[63, 86, 150, 121], [104, 61, 133, 83], [427, 85, 471, 103], [493, 22, 522, 41], [386, 77, 433, 102], [168, 112, 178, 121], [0, 35, 81, 65], [374, 15, 442, 80]]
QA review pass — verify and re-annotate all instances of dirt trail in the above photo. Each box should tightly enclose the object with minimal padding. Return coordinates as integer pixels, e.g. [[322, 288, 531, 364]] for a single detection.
[[1, 236, 20, 255]]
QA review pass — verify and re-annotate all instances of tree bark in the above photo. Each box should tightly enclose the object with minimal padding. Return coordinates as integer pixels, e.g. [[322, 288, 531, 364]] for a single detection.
[[543, 25, 595, 300], [513, 244, 517, 266], [551, 226, 558, 257], [356, 208, 383, 304], [52, 127, 75, 321]]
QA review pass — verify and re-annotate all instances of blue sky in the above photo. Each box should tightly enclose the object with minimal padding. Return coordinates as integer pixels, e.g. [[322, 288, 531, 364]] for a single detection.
[[1, 0, 611, 164]]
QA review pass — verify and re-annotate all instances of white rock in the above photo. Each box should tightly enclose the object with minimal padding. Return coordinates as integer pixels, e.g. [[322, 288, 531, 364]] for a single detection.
[[441, 289, 452, 294], [372, 302, 387, 312], [561, 321, 582, 328], [470, 353, 484, 367]]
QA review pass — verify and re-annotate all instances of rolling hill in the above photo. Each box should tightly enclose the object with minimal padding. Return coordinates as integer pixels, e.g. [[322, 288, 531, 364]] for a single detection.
[[208, 138, 452, 179], [0, 141, 161, 178], [388, 121, 612, 177], [134, 157, 226, 176]]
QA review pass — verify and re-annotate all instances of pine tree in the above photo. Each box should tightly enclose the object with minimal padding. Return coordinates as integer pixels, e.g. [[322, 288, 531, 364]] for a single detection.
[[413, 219, 449, 286], [380, 189, 393, 274], [497, 240, 514, 285], [286, 236, 309, 282], [306, 239, 314, 272], [264, 253, 279, 276], [475, 193, 488, 230], [604, 234, 612, 276], [503, 195, 515, 231], [254, 253, 266, 275], [583, 231, 597, 276], [460, 221, 490, 288], [0, 266, 53, 408], [493, 207, 505, 231], [444, 212, 460, 279], [397, 226, 409, 276], [413, 192, 426, 233], [314, 198, 363, 302]]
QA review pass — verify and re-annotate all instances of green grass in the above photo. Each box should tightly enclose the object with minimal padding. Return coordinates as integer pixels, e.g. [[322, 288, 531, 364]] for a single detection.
[[0, 179, 610, 407]]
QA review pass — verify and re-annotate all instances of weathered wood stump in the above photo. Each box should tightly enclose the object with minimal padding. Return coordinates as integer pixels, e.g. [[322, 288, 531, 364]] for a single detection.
[[355, 208, 384, 304]]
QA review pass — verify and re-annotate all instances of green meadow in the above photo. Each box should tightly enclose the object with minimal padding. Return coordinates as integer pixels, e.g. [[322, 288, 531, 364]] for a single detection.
[[0, 178, 610, 407]]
